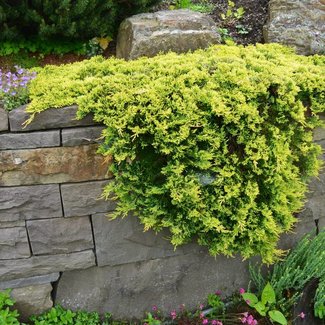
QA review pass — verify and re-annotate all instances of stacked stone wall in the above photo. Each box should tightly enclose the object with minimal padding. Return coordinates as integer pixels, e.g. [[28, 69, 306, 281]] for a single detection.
[[0, 104, 324, 320]]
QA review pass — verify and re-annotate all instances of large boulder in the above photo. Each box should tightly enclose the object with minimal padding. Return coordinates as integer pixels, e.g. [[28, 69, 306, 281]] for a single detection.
[[116, 10, 221, 60], [264, 0, 325, 55]]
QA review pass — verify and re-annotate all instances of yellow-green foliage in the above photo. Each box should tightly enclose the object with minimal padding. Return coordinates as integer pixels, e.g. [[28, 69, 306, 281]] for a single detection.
[[27, 44, 325, 263]]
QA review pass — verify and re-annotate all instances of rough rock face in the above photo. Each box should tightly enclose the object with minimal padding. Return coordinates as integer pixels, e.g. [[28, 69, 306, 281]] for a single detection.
[[116, 10, 221, 60], [56, 253, 252, 319], [264, 0, 325, 55], [11, 284, 53, 322]]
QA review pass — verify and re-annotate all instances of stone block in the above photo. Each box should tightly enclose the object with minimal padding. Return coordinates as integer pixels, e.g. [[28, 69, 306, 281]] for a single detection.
[[62, 126, 105, 147], [11, 284, 53, 322], [0, 130, 60, 150], [56, 253, 252, 319], [116, 10, 221, 60], [0, 144, 112, 186], [92, 213, 200, 267], [0, 185, 62, 222], [264, 0, 325, 55], [27, 216, 94, 255], [0, 250, 95, 281], [0, 221, 25, 228], [9, 105, 97, 132], [0, 108, 8, 131], [61, 180, 116, 217], [0, 227, 30, 259], [0, 273, 60, 290]]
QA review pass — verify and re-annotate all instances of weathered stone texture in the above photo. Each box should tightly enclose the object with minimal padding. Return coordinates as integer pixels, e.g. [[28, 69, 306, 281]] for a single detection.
[[9, 105, 97, 132], [0, 227, 30, 259], [0, 185, 62, 222], [0, 130, 60, 150], [0, 107, 8, 131], [92, 213, 200, 267], [264, 0, 325, 55], [0, 221, 25, 229], [0, 144, 112, 186], [61, 180, 116, 217], [27, 217, 94, 255], [116, 10, 221, 60], [56, 253, 251, 319], [11, 284, 53, 321], [0, 250, 95, 281], [62, 126, 105, 147], [0, 273, 60, 290]]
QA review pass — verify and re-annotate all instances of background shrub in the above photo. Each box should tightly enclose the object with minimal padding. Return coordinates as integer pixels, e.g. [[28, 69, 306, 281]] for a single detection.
[[26, 44, 325, 263], [0, 0, 160, 42]]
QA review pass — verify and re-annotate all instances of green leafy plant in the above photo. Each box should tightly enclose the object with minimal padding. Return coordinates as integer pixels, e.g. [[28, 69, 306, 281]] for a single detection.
[[242, 283, 287, 324], [171, 0, 214, 13], [0, 290, 20, 325], [221, 1, 245, 21], [26, 44, 325, 263], [217, 28, 233, 43], [250, 230, 325, 318], [30, 305, 112, 325]]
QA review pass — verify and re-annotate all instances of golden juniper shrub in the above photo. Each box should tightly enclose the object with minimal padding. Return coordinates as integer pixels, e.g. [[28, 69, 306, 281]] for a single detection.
[[27, 44, 325, 263]]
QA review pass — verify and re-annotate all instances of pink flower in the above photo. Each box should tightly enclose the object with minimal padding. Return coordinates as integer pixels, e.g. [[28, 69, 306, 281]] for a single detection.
[[144, 323, 148, 325], [216, 321, 223, 325], [241, 317, 247, 324], [239, 288, 246, 294], [199, 304, 204, 310], [152, 305, 158, 312], [211, 320, 218, 325], [247, 315, 254, 325], [298, 312, 305, 319], [199, 312, 204, 319], [252, 320, 258, 325], [245, 299, 251, 305], [242, 312, 248, 318], [202, 319, 209, 325], [170, 310, 177, 320], [215, 290, 222, 296]]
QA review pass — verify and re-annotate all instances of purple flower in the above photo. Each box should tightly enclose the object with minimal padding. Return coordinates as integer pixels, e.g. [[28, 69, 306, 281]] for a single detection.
[[239, 288, 246, 294], [152, 305, 158, 312], [170, 310, 177, 320], [215, 290, 222, 296], [202, 319, 209, 325]]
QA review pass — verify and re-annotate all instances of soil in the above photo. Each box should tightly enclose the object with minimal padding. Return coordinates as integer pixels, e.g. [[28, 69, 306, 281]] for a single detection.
[[153, 0, 270, 45]]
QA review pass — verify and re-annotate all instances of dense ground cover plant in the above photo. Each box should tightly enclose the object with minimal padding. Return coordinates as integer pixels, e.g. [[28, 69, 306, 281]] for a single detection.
[[0, 66, 37, 111], [0, 290, 20, 325], [26, 44, 325, 263]]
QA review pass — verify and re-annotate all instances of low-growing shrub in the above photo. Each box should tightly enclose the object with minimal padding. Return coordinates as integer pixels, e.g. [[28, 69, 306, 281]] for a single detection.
[[26, 44, 325, 263], [0, 289, 20, 325], [0, 0, 161, 45]]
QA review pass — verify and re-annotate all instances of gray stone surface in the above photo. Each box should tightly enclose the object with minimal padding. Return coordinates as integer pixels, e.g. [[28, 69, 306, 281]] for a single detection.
[[116, 10, 221, 60], [0, 130, 60, 150], [0, 227, 30, 259], [0, 184, 62, 222], [9, 105, 97, 132], [0, 250, 95, 281], [92, 213, 200, 267], [0, 107, 8, 131], [0, 221, 25, 228], [0, 144, 112, 186], [0, 273, 60, 290], [11, 284, 53, 322], [27, 216, 94, 255], [61, 180, 116, 217], [62, 126, 105, 147], [56, 253, 251, 319], [264, 0, 325, 55]]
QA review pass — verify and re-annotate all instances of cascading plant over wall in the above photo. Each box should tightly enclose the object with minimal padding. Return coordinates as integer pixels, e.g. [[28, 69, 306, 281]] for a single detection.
[[26, 44, 325, 263]]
